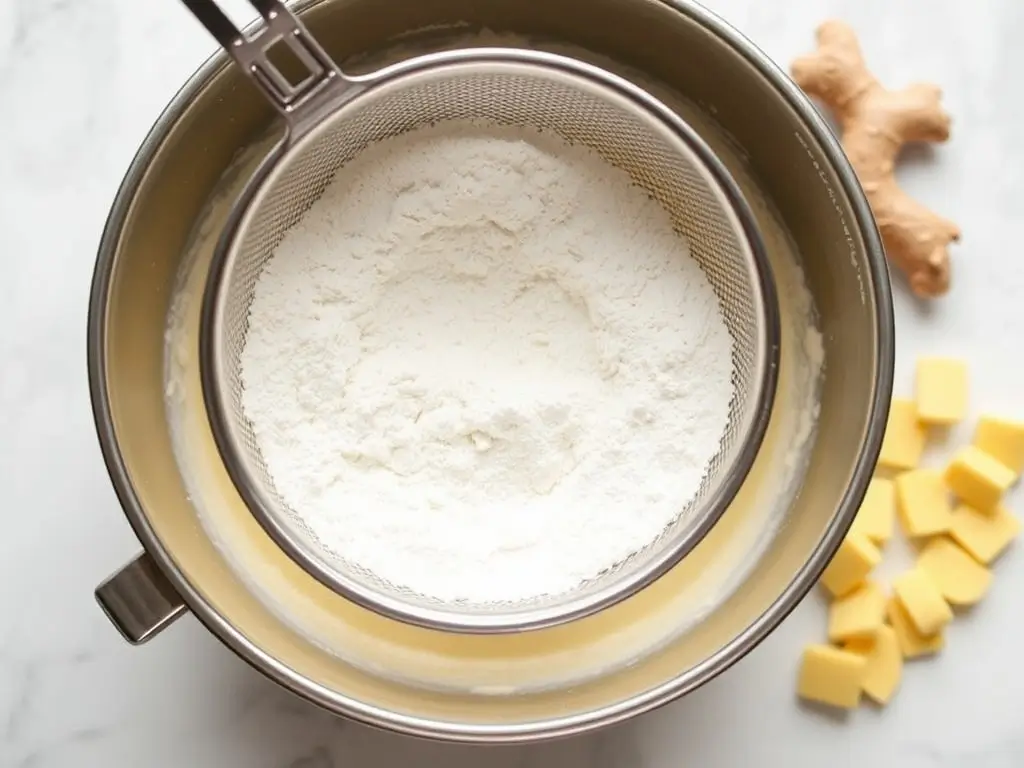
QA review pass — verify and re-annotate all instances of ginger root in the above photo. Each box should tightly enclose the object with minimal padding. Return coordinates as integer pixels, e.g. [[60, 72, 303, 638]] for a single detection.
[[791, 20, 960, 298]]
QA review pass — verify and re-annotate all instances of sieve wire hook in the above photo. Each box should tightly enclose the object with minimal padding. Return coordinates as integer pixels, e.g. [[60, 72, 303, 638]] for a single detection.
[[181, 0, 358, 132]]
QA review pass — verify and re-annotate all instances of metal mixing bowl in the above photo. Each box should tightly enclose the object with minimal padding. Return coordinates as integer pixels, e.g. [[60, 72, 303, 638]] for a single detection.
[[90, 0, 893, 743]]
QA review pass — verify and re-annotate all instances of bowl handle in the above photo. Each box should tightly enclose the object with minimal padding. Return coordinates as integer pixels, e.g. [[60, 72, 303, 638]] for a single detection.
[[95, 553, 187, 645]]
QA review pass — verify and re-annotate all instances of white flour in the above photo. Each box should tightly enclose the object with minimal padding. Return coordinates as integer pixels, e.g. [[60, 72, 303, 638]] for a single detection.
[[240, 121, 734, 604]]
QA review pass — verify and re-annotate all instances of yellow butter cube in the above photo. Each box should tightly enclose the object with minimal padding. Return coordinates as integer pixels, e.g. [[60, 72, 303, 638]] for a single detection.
[[915, 357, 968, 425], [828, 581, 886, 641], [851, 478, 896, 545], [878, 399, 927, 471], [846, 625, 903, 705], [820, 531, 882, 598], [797, 645, 867, 709], [973, 415, 1024, 476], [944, 445, 1015, 513], [895, 469, 953, 538], [886, 596, 944, 658], [917, 536, 992, 606], [893, 568, 953, 636], [950, 504, 1020, 564]]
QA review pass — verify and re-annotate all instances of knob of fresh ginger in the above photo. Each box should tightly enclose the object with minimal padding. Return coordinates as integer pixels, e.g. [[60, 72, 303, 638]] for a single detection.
[[792, 20, 960, 298]]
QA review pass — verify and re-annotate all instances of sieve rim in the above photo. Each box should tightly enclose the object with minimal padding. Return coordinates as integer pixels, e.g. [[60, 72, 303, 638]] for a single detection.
[[199, 47, 781, 634]]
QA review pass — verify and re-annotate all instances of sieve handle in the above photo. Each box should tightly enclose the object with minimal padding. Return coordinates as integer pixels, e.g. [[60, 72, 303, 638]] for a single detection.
[[180, 0, 354, 132]]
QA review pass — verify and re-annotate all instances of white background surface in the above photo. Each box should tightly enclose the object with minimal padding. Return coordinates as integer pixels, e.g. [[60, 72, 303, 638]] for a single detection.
[[2, 0, 1023, 766]]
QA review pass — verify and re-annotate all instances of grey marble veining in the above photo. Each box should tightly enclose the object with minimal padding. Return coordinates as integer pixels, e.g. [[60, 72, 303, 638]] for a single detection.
[[2, 0, 1024, 766]]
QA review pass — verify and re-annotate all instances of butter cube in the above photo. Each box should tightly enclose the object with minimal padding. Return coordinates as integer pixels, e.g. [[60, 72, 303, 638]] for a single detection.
[[850, 477, 896, 545], [895, 469, 953, 538], [878, 399, 927, 470], [828, 581, 886, 642], [886, 596, 944, 658], [944, 445, 1015, 513], [917, 537, 992, 606], [950, 504, 1020, 564], [846, 624, 903, 705], [820, 532, 882, 598], [973, 415, 1024, 476], [797, 645, 867, 709], [915, 357, 968, 425], [893, 568, 953, 636]]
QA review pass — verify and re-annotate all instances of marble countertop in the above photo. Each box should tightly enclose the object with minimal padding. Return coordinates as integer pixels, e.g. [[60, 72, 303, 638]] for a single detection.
[[2, 0, 1023, 765]]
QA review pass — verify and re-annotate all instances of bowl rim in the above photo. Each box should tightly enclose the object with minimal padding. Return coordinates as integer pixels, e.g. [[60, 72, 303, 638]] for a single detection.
[[87, 0, 893, 743]]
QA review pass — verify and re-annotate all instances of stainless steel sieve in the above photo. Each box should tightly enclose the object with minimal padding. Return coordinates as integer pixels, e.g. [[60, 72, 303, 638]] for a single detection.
[[184, 0, 780, 633]]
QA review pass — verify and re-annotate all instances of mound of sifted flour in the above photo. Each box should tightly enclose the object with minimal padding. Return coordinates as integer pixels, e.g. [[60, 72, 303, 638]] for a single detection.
[[239, 121, 735, 604]]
